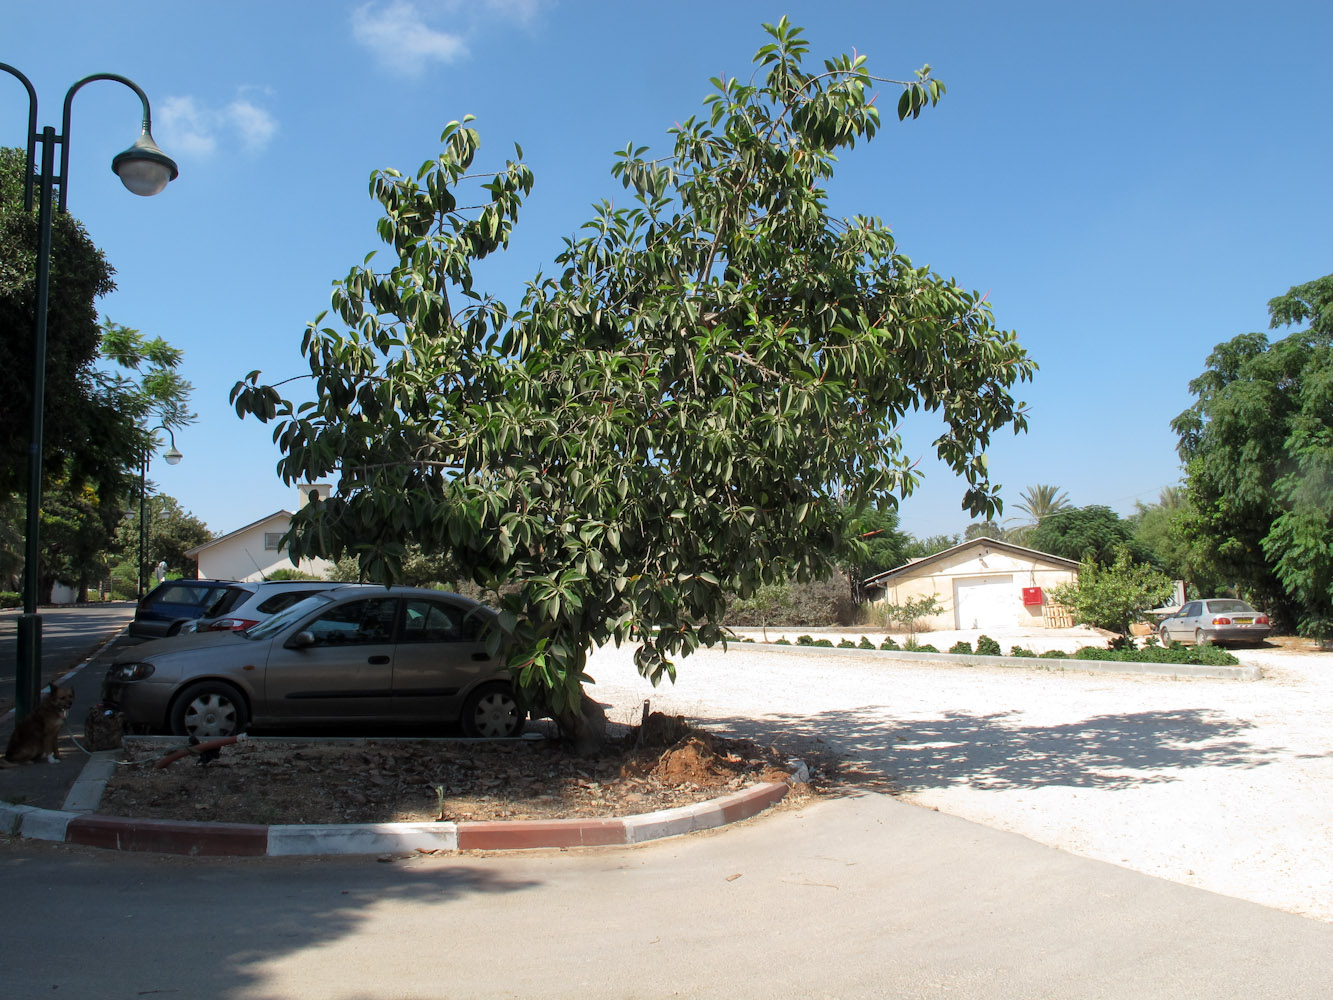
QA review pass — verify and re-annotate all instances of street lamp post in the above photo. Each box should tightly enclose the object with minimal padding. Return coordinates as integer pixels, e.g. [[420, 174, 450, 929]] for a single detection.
[[139, 425, 183, 599], [1, 65, 178, 718]]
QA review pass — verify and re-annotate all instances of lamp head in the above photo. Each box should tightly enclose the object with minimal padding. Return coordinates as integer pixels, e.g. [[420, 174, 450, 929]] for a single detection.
[[112, 131, 179, 197], [162, 446, 183, 465]]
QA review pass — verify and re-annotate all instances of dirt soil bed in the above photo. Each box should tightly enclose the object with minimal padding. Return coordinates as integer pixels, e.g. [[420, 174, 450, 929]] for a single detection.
[[97, 722, 807, 826]]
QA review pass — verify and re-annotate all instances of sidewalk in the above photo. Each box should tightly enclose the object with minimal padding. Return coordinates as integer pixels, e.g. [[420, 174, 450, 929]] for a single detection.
[[0, 611, 134, 810]]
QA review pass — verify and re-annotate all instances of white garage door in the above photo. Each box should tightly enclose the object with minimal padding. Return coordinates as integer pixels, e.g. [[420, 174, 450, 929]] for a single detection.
[[953, 575, 1015, 630]]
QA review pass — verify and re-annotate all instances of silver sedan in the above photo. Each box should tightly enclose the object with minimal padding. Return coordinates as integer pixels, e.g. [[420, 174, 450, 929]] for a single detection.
[[102, 586, 524, 739], [1158, 598, 1271, 647]]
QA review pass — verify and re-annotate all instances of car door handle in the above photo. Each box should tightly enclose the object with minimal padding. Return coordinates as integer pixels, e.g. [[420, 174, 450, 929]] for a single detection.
[[368, 655, 390, 665]]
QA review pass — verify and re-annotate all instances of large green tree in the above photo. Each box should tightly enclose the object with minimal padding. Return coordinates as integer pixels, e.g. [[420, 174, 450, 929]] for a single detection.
[[842, 503, 910, 604], [0, 146, 116, 495], [1027, 504, 1137, 565], [1130, 486, 1225, 599], [1173, 274, 1333, 632], [112, 493, 213, 587], [233, 21, 1035, 742], [2, 147, 194, 596]]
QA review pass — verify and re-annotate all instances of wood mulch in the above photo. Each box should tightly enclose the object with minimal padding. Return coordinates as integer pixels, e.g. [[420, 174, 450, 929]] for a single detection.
[[96, 716, 816, 827]]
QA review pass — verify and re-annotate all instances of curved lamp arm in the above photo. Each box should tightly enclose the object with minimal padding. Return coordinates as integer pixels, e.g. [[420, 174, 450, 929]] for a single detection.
[[0, 63, 39, 210], [62, 73, 179, 208]]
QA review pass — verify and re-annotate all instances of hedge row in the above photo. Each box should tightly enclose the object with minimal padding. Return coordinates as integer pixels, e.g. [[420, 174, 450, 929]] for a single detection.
[[769, 632, 1239, 666]]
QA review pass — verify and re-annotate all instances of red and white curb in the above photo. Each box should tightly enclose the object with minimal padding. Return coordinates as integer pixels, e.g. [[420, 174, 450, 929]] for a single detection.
[[1, 781, 789, 857]]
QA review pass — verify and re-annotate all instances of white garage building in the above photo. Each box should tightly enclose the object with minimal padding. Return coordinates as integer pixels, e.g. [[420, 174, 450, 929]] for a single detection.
[[863, 538, 1081, 631]]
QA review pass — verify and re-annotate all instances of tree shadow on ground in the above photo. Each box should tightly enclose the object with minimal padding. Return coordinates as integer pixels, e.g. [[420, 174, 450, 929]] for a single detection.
[[703, 707, 1295, 795], [4, 846, 541, 998]]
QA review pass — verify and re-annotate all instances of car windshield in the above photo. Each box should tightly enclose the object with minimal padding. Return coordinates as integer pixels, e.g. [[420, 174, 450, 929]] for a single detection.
[[243, 593, 335, 640], [1207, 600, 1255, 614]]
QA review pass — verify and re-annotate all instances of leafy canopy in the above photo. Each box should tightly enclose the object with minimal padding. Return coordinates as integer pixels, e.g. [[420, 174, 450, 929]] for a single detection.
[[1050, 548, 1172, 636], [232, 20, 1035, 729], [1027, 504, 1137, 566], [1173, 273, 1333, 630]]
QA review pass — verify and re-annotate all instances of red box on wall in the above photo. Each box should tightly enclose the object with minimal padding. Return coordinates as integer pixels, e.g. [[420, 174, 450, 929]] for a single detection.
[[1022, 586, 1044, 606]]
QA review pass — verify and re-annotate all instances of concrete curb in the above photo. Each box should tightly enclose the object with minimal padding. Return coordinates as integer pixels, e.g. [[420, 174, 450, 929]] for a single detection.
[[750, 641, 1263, 681], [4, 759, 790, 857]]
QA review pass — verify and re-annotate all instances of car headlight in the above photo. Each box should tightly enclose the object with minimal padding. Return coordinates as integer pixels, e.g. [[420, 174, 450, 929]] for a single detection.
[[107, 662, 155, 682]]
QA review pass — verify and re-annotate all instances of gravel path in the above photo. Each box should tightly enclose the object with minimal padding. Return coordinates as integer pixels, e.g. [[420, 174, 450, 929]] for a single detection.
[[584, 632, 1333, 922]]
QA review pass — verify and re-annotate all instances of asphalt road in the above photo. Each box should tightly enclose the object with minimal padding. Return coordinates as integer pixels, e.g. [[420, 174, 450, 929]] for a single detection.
[[4, 792, 1332, 999], [0, 603, 135, 715]]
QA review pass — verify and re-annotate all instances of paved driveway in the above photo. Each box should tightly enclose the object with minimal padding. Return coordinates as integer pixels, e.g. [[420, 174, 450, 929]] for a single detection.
[[585, 637, 1333, 922]]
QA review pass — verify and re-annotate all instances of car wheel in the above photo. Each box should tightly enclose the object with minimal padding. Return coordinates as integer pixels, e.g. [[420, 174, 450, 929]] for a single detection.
[[170, 681, 249, 739], [1194, 629, 1211, 647], [1159, 626, 1171, 646], [461, 684, 525, 739]]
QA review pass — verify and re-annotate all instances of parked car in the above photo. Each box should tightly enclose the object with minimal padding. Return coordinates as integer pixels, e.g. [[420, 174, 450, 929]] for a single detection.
[[129, 579, 237, 639], [1158, 599, 1271, 647], [182, 580, 345, 633], [103, 586, 523, 740]]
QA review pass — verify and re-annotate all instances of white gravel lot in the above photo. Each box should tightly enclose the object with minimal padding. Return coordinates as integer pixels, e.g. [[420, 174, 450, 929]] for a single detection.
[[583, 629, 1333, 923]]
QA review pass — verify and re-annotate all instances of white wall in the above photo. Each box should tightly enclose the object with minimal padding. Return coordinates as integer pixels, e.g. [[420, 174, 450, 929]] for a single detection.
[[194, 515, 334, 582], [871, 545, 1078, 630]]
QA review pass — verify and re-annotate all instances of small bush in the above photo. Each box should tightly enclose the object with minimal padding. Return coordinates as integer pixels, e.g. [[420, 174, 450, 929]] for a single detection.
[[1009, 646, 1036, 658], [796, 635, 815, 646], [879, 638, 900, 651], [1040, 649, 1069, 659], [912, 643, 939, 653], [1071, 643, 1239, 666], [0, 591, 20, 609], [813, 638, 835, 647], [837, 639, 857, 648], [858, 636, 876, 649], [975, 635, 1002, 656], [774, 638, 791, 645], [1194, 644, 1239, 665], [948, 641, 973, 655], [268, 568, 323, 581]]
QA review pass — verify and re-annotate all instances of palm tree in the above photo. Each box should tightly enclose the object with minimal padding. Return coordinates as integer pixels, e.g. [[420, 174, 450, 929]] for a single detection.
[[1014, 484, 1071, 524]]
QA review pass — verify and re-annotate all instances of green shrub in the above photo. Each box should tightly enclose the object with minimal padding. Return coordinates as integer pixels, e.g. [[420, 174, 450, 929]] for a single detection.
[[774, 638, 791, 645], [880, 593, 945, 634], [1009, 646, 1036, 658], [858, 636, 876, 649], [879, 638, 900, 651], [813, 638, 835, 647], [837, 639, 857, 648], [0, 591, 20, 609], [909, 643, 938, 653], [1071, 643, 1239, 666], [1040, 649, 1069, 659], [948, 641, 973, 654], [796, 635, 815, 646], [975, 635, 1002, 656], [726, 575, 857, 628], [1194, 644, 1239, 665], [267, 568, 323, 581]]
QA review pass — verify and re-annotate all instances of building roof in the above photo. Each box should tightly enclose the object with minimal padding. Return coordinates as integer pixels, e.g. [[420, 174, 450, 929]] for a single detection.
[[863, 536, 1081, 587], [184, 510, 294, 557]]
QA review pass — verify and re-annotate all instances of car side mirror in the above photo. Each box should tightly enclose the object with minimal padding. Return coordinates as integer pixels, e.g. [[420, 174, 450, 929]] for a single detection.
[[288, 630, 316, 649]]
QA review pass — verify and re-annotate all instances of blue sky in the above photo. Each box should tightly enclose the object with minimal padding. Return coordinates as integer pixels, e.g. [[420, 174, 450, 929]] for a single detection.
[[5, 1, 1330, 543]]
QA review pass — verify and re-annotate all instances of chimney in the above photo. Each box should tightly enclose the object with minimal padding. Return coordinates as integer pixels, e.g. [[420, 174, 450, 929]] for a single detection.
[[298, 483, 332, 509]]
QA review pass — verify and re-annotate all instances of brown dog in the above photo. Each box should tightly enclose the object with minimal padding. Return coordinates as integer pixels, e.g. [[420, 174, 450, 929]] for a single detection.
[[3, 683, 76, 765]]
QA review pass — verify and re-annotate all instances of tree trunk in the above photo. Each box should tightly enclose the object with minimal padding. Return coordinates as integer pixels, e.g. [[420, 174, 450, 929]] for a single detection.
[[554, 691, 610, 755]]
